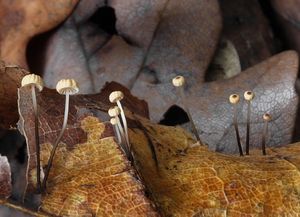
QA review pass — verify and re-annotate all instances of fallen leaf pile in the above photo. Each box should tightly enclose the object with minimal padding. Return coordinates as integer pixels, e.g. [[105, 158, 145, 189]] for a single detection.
[[1, 0, 300, 216]]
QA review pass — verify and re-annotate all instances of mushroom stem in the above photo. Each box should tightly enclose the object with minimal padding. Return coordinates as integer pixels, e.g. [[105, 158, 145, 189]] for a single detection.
[[261, 121, 268, 155], [261, 113, 271, 155], [244, 91, 254, 155], [178, 88, 203, 145], [116, 120, 130, 156], [233, 104, 243, 156], [31, 85, 41, 192], [113, 125, 122, 144], [116, 101, 130, 149], [245, 101, 251, 155], [42, 93, 70, 191], [21, 74, 44, 192]]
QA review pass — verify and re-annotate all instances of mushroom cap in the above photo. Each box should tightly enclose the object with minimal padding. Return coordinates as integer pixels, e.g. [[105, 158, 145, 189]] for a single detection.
[[229, 94, 240, 104], [172, 75, 185, 87], [263, 113, 271, 121], [244, 91, 255, 101], [56, 79, 79, 95], [108, 106, 120, 117], [21, 74, 44, 92], [110, 117, 120, 125], [109, 91, 124, 103]]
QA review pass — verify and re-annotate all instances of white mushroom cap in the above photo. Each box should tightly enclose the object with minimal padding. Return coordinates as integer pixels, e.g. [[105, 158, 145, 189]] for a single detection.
[[109, 91, 124, 103], [172, 75, 185, 87], [263, 113, 271, 121], [56, 79, 79, 95], [21, 74, 44, 92], [108, 106, 120, 117], [110, 117, 120, 125], [244, 91, 255, 101], [229, 94, 240, 104]]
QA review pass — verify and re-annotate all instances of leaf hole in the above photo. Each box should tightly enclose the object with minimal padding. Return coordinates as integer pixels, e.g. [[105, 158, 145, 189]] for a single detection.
[[159, 105, 189, 126], [90, 6, 117, 35]]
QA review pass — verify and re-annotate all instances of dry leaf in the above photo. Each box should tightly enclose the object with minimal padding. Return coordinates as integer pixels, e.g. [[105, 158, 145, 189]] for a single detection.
[[19, 97, 300, 216], [17, 78, 300, 216], [18, 81, 148, 194], [129, 117, 300, 216], [0, 62, 27, 129], [0, 0, 79, 67], [17, 86, 157, 216], [132, 51, 299, 153], [28, 0, 222, 93], [38, 116, 157, 216]]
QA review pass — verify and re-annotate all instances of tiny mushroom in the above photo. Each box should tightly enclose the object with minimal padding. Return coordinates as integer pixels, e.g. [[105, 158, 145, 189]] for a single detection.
[[42, 79, 79, 191], [261, 113, 271, 155], [109, 91, 130, 150], [108, 106, 129, 156], [110, 117, 122, 145], [229, 94, 243, 156], [172, 75, 203, 146], [244, 91, 255, 155], [21, 74, 44, 192]]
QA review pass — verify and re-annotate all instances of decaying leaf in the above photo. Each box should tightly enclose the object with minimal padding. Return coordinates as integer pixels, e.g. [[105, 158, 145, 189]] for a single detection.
[[0, 61, 28, 129], [18, 85, 157, 216], [0, 0, 79, 67], [17, 82, 300, 216], [17, 81, 148, 192], [29, 0, 222, 93], [133, 51, 299, 153], [38, 116, 157, 216], [129, 117, 300, 216]]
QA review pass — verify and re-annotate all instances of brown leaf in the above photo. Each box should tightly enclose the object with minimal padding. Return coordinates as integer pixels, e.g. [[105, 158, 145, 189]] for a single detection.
[[31, 0, 222, 93], [129, 117, 300, 216], [38, 117, 157, 216], [132, 51, 299, 153], [18, 85, 157, 216], [0, 0, 79, 67], [18, 82, 148, 193], [0, 61, 28, 129]]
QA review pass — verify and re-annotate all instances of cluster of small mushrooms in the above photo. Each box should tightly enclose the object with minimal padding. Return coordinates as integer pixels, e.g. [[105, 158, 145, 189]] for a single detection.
[[20, 74, 131, 193], [20, 73, 272, 193], [172, 75, 272, 156], [108, 91, 131, 160], [21, 74, 79, 193]]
